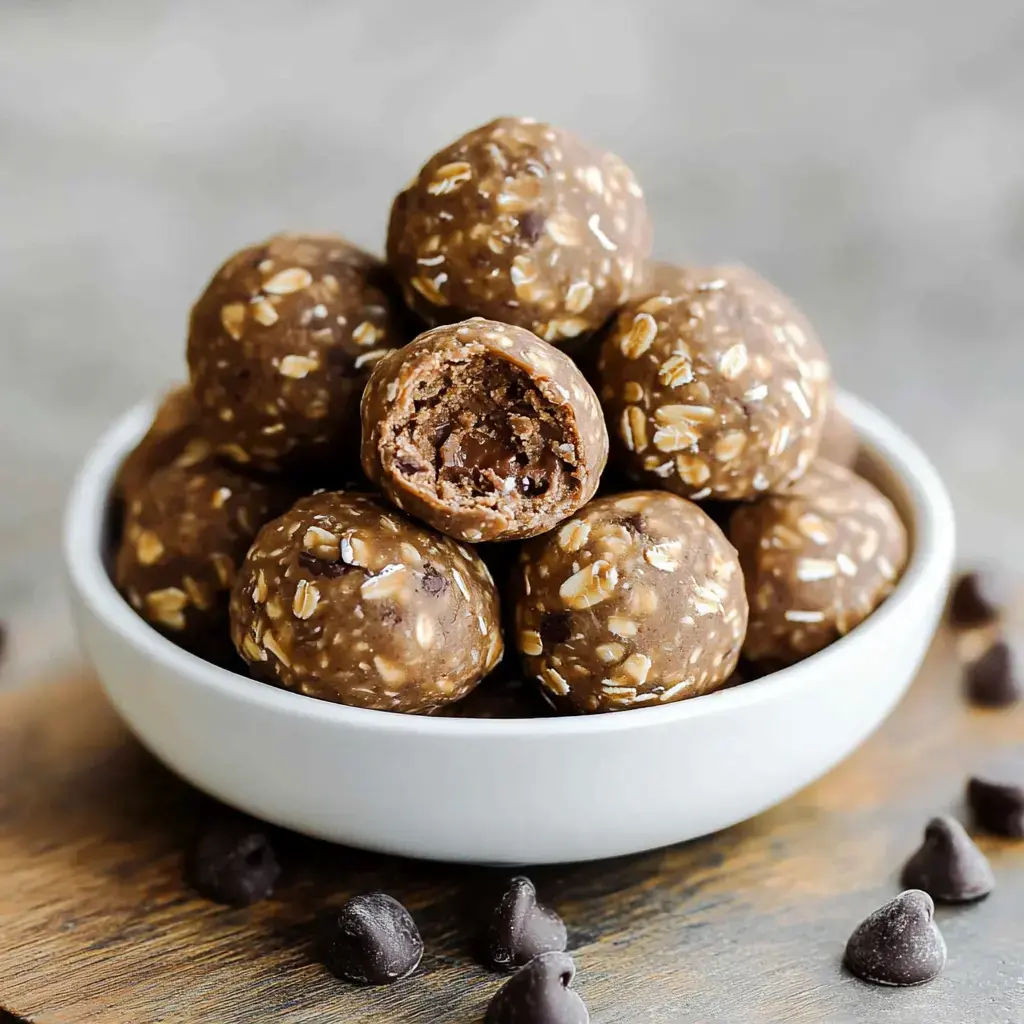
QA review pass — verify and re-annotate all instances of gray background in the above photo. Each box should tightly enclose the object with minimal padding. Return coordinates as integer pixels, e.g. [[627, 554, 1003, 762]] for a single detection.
[[2, 0, 1022, 684]]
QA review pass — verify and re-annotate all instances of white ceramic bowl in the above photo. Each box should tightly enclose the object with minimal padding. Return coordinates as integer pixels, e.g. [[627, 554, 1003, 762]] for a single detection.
[[65, 392, 954, 865]]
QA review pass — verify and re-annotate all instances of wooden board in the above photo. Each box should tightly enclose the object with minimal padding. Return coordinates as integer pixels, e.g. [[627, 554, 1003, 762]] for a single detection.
[[1, 628, 1022, 1024]]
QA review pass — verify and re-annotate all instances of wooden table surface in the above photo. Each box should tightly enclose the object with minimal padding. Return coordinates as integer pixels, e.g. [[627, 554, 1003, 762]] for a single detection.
[[1, 626, 1022, 1024]]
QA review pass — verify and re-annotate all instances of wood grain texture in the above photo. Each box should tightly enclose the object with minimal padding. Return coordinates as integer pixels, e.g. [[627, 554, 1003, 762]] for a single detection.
[[1, 629, 1022, 1024]]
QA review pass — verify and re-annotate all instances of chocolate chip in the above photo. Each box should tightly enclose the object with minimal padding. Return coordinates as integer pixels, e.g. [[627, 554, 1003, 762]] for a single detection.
[[843, 890, 946, 987], [967, 775, 1024, 837], [298, 550, 352, 578], [187, 816, 281, 907], [540, 612, 573, 646], [518, 210, 546, 244], [396, 456, 424, 477], [621, 512, 646, 535], [484, 876, 568, 971], [949, 568, 1013, 629], [380, 602, 402, 627], [421, 563, 449, 595], [964, 638, 1021, 707], [901, 815, 994, 903], [485, 951, 589, 1024], [321, 892, 423, 985]]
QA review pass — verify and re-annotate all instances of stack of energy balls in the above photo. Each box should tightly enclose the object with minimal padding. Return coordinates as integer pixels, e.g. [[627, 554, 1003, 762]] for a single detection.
[[114, 116, 908, 718]]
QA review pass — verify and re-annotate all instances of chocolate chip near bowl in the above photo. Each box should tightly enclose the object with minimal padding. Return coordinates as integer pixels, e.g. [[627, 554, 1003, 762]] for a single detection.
[[63, 115, 955, 866]]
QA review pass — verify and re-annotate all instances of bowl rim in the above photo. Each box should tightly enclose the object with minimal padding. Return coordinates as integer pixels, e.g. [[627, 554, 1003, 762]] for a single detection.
[[64, 390, 955, 738]]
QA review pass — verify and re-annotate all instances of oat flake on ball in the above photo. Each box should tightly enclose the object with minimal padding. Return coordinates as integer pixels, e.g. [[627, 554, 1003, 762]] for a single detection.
[[513, 491, 748, 713], [596, 264, 831, 500], [729, 460, 908, 667], [386, 117, 652, 343], [361, 318, 608, 543], [187, 233, 407, 473], [229, 492, 503, 713]]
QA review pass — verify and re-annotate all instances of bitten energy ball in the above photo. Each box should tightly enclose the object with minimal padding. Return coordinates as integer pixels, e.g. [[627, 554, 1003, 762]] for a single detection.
[[361, 319, 608, 542], [596, 264, 831, 500], [513, 492, 747, 713], [115, 384, 203, 499], [229, 492, 503, 712], [729, 460, 908, 666], [187, 232, 406, 472], [387, 117, 651, 343], [116, 460, 290, 658]]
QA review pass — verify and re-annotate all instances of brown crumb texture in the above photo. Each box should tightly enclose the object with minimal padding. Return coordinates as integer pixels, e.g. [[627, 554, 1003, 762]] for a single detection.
[[361, 319, 608, 542], [187, 233, 409, 473], [386, 117, 651, 342], [729, 460, 908, 666], [115, 384, 203, 500], [115, 460, 294, 660], [512, 491, 748, 713], [596, 264, 831, 500], [229, 492, 503, 712]]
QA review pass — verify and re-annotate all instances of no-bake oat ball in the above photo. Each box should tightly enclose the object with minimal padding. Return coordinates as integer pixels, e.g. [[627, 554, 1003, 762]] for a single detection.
[[115, 384, 204, 500], [595, 264, 831, 500], [229, 492, 503, 712], [187, 233, 407, 473], [115, 459, 292, 659], [729, 460, 908, 666], [386, 117, 652, 344], [361, 318, 608, 543], [512, 491, 748, 713]]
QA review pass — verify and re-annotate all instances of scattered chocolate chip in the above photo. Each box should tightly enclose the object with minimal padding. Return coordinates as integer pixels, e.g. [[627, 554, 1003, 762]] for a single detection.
[[187, 816, 281, 907], [485, 876, 568, 971], [967, 775, 1024, 837], [321, 892, 423, 985], [485, 951, 589, 1024], [964, 638, 1022, 707], [421, 562, 449, 595], [518, 210, 546, 245], [949, 568, 1013, 629], [298, 550, 352, 578], [901, 815, 994, 903], [843, 890, 946, 987], [379, 602, 402, 627], [396, 456, 424, 476], [540, 612, 573, 646]]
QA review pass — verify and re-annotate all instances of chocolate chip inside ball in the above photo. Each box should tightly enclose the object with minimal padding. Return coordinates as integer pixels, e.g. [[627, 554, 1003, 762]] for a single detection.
[[485, 951, 589, 1024], [964, 638, 1022, 708], [967, 775, 1024, 837], [321, 892, 423, 985], [485, 876, 568, 971], [949, 568, 1014, 629], [901, 815, 994, 903], [843, 890, 946, 987], [187, 816, 281, 907]]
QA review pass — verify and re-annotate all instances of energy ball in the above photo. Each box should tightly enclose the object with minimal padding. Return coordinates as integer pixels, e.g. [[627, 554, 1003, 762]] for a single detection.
[[729, 460, 908, 666], [512, 492, 747, 713], [229, 492, 503, 712], [596, 264, 831, 500], [386, 117, 651, 344], [187, 232, 407, 473], [818, 397, 859, 468], [361, 319, 608, 543], [115, 384, 204, 500], [116, 460, 291, 659]]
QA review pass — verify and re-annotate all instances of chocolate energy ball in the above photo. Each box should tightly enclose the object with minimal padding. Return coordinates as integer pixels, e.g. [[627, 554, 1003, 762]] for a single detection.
[[187, 232, 407, 472], [595, 264, 831, 500], [115, 384, 205, 500], [819, 397, 859, 468], [512, 491, 747, 713], [229, 492, 503, 712], [116, 460, 291, 659], [729, 460, 908, 666], [361, 319, 608, 543], [387, 117, 651, 343]]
